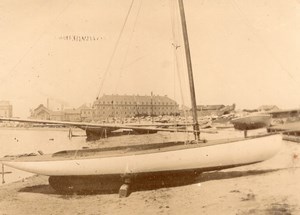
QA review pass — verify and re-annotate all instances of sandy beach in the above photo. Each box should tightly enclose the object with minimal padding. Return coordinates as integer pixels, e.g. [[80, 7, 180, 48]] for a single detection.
[[0, 131, 300, 215], [1, 0, 300, 214]]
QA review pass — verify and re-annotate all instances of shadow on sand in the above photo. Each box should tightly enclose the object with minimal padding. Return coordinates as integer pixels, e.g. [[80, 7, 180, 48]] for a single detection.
[[19, 168, 282, 197]]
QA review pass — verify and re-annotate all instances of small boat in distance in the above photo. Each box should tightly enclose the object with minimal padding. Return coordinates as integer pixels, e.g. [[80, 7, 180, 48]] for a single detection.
[[231, 114, 271, 130]]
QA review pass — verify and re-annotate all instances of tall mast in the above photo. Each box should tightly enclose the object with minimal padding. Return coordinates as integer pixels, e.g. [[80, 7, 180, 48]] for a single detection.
[[178, 0, 200, 140]]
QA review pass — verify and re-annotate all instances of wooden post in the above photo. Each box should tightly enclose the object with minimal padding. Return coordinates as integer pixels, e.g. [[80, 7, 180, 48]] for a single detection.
[[244, 130, 248, 138], [119, 184, 130, 198], [119, 177, 132, 198], [2, 164, 5, 184], [104, 129, 107, 138], [68, 128, 72, 139]]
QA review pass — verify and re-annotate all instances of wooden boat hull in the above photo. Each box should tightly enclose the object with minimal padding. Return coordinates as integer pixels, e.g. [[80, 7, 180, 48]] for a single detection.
[[83, 126, 158, 141], [231, 115, 271, 130], [1, 134, 282, 176]]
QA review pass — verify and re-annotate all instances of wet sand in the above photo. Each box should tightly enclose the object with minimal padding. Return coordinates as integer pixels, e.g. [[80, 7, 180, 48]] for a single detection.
[[0, 131, 300, 214]]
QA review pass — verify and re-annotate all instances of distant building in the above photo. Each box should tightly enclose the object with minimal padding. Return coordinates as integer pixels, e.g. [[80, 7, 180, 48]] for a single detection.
[[258, 105, 280, 112], [0, 101, 13, 117], [31, 104, 50, 120], [197, 105, 225, 111], [50, 110, 65, 121], [93, 94, 179, 120], [30, 104, 91, 122], [195, 104, 235, 117], [64, 109, 81, 122], [268, 109, 300, 119], [78, 104, 93, 122]]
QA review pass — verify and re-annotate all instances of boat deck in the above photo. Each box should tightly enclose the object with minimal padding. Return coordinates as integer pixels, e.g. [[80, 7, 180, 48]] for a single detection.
[[0, 133, 276, 162]]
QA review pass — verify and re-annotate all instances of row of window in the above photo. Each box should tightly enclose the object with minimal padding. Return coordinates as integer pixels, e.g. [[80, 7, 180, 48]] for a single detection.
[[97, 106, 177, 110], [81, 111, 92, 114], [95, 111, 174, 116], [96, 101, 176, 105], [82, 107, 177, 116]]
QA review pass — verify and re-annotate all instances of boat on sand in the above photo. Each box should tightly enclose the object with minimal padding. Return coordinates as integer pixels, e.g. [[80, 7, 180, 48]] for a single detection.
[[1, 134, 281, 177], [0, 0, 282, 196]]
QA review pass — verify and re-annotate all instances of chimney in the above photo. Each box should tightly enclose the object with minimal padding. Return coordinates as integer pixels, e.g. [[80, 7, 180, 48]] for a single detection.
[[47, 98, 49, 109]]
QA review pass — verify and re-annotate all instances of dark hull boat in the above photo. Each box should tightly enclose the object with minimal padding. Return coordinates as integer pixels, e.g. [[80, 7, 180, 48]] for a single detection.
[[83, 127, 158, 141], [231, 115, 271, 130]]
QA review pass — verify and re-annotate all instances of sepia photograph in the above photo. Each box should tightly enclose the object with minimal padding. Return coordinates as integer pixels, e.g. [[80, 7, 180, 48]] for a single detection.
[[0, 0, 299, 214]]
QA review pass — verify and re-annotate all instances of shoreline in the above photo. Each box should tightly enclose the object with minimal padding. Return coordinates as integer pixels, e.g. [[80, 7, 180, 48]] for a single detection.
[[0, 126, 83, 132]]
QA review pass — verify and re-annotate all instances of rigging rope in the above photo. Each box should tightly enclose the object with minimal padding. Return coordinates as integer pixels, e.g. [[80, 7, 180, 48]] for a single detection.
[[231, 0, 300, 88], [96, 0, 136, 99], [169, 0, 191, 140], [0, 0, 75, 85], [114, 0, 143, 93], [169, 0, 178, 117]]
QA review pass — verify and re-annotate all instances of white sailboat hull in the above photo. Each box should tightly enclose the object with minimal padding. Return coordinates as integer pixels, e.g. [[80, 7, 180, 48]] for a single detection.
[[1, 134, 281, 176]]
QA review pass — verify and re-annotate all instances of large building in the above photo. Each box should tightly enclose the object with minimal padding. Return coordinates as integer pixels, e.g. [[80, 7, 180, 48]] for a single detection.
[[93, 94, 179, 120], [0, 101, 13, 117]]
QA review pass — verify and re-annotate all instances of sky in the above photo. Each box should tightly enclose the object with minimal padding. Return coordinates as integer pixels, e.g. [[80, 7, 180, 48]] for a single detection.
[[0, 0, 300, 117]]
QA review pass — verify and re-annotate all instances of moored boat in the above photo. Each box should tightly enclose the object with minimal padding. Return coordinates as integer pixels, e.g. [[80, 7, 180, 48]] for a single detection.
[[231, 114, 271, 130], [83, 126, 158, 141]]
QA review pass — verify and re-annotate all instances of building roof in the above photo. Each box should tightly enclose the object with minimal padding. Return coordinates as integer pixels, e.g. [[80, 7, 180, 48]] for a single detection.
[[258, 105, 280, 111], [94, 94, 178, 106], [197, 105, 225, 111], [33, 104, 51, 114], [78, 104, 92, 110]]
